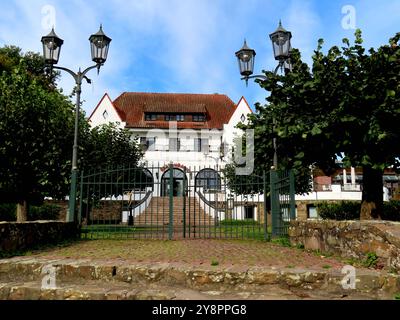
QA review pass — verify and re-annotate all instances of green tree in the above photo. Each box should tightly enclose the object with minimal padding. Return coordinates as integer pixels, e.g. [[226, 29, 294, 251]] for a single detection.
[[81, 123, 143, 171], [0, 58, 76, 220], [241, 30, 400, 220], [0, 46, 143, 221]]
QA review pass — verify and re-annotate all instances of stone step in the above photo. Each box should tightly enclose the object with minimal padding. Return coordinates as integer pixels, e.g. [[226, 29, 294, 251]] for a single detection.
[[135, 196, 216, 226], [0, 259, 398, 300], [0, 280, 331, 300]]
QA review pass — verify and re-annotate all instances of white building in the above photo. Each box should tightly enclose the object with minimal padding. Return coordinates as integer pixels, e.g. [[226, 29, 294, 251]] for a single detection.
[[89, 92, 252, 201]]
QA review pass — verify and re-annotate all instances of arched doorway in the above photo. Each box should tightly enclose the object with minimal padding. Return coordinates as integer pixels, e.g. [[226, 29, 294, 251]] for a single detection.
[[195, 168, 222, 191], [161, 168, 186, 196]]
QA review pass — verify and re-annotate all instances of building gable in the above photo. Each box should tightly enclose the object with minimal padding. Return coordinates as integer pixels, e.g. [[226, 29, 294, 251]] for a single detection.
[[88, 93, 125, 128]]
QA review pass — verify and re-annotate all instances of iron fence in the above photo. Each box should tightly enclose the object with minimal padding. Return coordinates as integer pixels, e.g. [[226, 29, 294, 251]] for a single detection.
[[77, 164, 295, 240]]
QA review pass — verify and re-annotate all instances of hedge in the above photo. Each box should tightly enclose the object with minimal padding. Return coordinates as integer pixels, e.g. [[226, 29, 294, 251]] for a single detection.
[[0, 203, 61, 221], [317, 201, 400, 221]]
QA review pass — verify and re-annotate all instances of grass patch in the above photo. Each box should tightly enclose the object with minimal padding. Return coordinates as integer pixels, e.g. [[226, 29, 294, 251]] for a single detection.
[[271, 237, 291, 247], [211, 260, 219, 266], [82, 224, 271, 240], [363, 252, 378, 268], [220, 219, 261, 226], [312, 249, 334, 258], [344, 257, 360, 266], [322, 265, 332, 269], [389, 267, 398, 275], [394, 293, 400, 300], [0, 238, 84, 259]]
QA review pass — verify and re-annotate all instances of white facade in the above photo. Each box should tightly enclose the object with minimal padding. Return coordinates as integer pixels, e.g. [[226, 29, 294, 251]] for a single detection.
[[88, 94, 126, 129], [89, 93, 252, 171]]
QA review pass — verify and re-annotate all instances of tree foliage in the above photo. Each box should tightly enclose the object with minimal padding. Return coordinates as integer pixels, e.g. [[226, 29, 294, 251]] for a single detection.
[[237, 30, 400, 219], [80, 123, 143, 171], [0, 52, 76, 206], [0, 46, 143, 220]]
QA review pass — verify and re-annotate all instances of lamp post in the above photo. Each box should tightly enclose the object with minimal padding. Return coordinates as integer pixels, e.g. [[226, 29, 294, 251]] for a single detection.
[[235, 20, 292, 170], [41, 25, 111, 222]]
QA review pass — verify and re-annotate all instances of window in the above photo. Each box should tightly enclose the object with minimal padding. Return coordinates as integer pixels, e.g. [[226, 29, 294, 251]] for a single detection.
[[307, 205, 318, 219], [145, 113, 157, 121], [193, 114, 206, 122], [102, 110, 108, 119], [140, 137, 156, 151], [194, 138, 209, 152], [195, 169, 221, 190], [169, 138, 181, 151], [165, 114, 185, 121], [244, 206, 254, 220]]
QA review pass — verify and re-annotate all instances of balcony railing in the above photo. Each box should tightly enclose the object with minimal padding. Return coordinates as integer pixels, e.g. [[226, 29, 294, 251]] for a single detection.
[[313, 183, 362, 192], [341, 184, 362, 192], [143, 144, 219, 153], [313, 183, 332, 192]]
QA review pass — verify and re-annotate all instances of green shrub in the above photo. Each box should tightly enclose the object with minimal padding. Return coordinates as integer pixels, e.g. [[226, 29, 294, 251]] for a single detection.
[[317, 201, 400, 222], [271, 237, 291, 247], [382, 201, 400, 222], [363, 252, 378, 268], [211, 260, 219, 266], [317, 201, 360, 220], [0, 203, 16, 221], [0, 203, 61, 221], [29, 203, 61, 221]]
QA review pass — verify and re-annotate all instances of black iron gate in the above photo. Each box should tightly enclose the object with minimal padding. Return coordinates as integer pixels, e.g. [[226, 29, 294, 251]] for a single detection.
[[77, 164, 295, 240]]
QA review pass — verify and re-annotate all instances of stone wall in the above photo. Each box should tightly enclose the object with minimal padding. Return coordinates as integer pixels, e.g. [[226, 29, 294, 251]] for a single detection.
[[43, 200, 124, 224], [0, 221, 80, 254], [289, 220, 400, 272]]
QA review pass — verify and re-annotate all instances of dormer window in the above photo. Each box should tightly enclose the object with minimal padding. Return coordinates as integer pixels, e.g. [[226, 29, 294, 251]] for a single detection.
[[165, 114, 185, 121], [145, 113, 157, 121], [193, 114, 206, 122], [102, 110, 108, 119]]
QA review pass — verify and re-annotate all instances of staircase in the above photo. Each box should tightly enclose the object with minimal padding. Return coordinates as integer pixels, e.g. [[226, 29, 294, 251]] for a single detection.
[[133, 196, 216, 227]]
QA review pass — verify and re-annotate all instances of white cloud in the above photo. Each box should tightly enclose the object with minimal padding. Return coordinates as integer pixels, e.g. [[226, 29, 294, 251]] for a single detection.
[[1, 0, 399, 117], [286, 0, 321, 65]]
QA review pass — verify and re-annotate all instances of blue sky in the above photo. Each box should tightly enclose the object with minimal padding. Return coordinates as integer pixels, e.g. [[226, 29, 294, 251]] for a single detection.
[[0, 0, 399, 115]]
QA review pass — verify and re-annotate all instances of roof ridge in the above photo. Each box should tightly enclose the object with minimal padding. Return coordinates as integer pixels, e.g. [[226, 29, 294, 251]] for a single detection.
[[114, 91, 231, 97]]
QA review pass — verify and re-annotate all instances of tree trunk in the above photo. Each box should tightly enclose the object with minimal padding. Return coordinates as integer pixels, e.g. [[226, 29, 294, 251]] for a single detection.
[[360, 166, 383, 220], [16, 199, 28, 222]]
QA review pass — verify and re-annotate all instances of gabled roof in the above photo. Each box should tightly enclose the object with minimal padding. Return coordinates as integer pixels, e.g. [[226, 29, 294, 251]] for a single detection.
[[88, 93, 125, 122], [112, 92, 237, 129]]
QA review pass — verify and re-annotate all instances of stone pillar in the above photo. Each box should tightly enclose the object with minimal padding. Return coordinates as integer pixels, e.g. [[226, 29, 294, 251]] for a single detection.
[[343, 169, 347, 185], [351, 167, 356, 185]]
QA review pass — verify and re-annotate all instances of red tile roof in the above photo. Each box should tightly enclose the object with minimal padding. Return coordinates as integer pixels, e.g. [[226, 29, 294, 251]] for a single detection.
[[112, 92, 237, 129], [143, 103, 207, 114]]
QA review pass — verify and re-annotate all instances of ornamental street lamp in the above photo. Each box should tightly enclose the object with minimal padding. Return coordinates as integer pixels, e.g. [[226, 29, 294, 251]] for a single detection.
[[235, 20, 292, 170], [41, 25, 111, 222]]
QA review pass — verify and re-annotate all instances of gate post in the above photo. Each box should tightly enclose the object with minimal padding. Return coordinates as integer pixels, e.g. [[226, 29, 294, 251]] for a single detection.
[[78, 170, 84, 225], [289, 170, 296, 220], [263, 171, 268, 241], [270, 170, 279, 237], [168, 163, 174, 240], [183, 167, 187, 238]]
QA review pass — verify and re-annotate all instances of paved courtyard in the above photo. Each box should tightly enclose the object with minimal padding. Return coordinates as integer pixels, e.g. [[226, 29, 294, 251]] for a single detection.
[[27, 239, 348, 270]]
